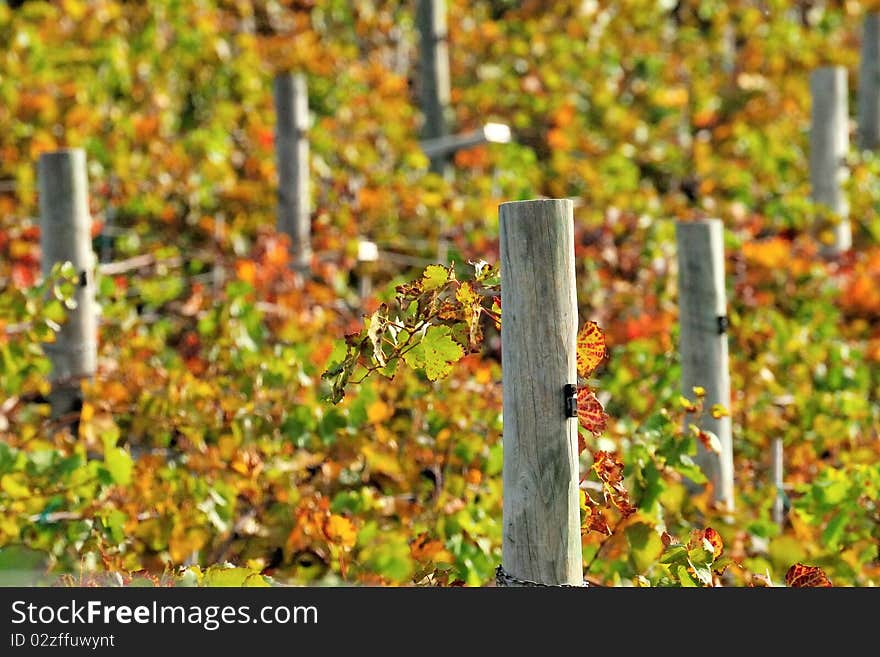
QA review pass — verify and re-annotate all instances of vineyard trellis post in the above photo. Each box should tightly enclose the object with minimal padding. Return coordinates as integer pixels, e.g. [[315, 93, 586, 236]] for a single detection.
[[771, 437, 785, 527], [858, 13, 880, 150], [416, 0, 452, 175], [810, 66, 850, 257], [38, 149, 98, 420], [675, 219, 735, 513], [356, 239, 378, 307], [273, 72, 311, 270], [498, 199, 583, 586]]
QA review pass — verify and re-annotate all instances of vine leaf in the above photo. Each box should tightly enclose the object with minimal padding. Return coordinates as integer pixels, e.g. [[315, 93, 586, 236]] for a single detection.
[[421, 264, 451, 291], [402, 325, 464, 381], [785, 563, 832, 587], [577, 387, 607, 437], [591, 450, 636, 517], [576, 321, 607, 378]]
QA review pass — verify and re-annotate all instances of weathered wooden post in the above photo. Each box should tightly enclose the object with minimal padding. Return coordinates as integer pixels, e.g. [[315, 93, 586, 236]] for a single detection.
[[676, 220, 735, 513], [416, 0, 452, 174], [273, 72, 311, 269], [38, 149, 97, 419], [810, 66, 851, 256], [858, 14, 880, 150], [356, 239, 378, 306], [771, 437, 785, 527], [498, 199, 582, 586]]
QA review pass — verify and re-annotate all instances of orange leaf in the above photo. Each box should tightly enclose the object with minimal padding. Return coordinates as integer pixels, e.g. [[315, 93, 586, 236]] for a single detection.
[[582, 494, 612, 535], [785, 563, 832, 588], [234, 259, 257, 285], [591, 451, 635, 517], [577, 387, 607, 436], [576, 321, 606, 378], [324, 514, 357, 549], [689, 527, 723, 558], [409, 532, 451, 562]]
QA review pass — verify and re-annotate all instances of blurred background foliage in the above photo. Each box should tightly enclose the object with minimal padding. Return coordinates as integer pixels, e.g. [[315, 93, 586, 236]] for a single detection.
[[0, 0, 878, 586]]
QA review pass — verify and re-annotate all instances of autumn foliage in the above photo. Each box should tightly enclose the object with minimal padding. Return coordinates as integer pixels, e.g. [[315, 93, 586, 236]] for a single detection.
[[1, 1, 878, 588]]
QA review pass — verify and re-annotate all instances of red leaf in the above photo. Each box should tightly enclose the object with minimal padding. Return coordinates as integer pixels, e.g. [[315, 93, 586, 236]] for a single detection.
[[11, 263, 36, 288], [582, 494, 612, 535], [785, 563, 832, 588], [577, 387, 607, 436], [688, 527, 723, 558], [576, 321, 607, 378]]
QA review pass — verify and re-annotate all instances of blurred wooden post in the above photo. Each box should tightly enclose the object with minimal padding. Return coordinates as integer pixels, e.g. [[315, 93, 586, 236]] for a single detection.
[[38, 149, 97, 420], [273, 73, 311, 269], [356, 239, 378, 307], [498, 199, 582, 586], [416, 0, 452, 174], [810, 66, 851, 256], [771, 437, 785, 527], [676, 220, 735, 513], [858, 14, 880, 150]]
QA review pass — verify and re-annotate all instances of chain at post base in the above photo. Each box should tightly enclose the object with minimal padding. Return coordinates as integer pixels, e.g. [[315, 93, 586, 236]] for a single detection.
[[495, 565, 589, 588]]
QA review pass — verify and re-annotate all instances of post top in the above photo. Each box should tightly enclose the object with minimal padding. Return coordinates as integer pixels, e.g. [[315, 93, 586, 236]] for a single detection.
[[675, 218, 722, 227], [810, 65, 847, 77], [39, 148, 85, 160], [499, 198, 573, 209]]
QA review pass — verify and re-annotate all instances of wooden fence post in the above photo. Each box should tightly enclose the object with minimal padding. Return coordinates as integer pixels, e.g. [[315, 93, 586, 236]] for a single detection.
[[356, 239, 378, 307], [858, 14, 880, 150], [416, 0, 452, 174], [676, 219, 735, 513], [38, 149, 97, 419], [498, 199, 582, 586], [273, 72, 311, 270], [810, 66, 851, 256], [771, 437, 785, 527]]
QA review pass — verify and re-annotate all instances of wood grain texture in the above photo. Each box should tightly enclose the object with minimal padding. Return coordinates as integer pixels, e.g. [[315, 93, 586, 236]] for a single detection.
[[273, 73, 311, 269], [416, 0, 452, 174], [38, 149, 97, 417], [676, 220, 734, 512], [858, 14, 880, 150], [499, 199, 582, 586], [810, 66, 851, 255]]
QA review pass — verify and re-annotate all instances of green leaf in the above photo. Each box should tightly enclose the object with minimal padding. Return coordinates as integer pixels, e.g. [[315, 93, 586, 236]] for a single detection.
[[626, 522, 664, 573], [821, 512, 847, 550], [0, 545, 50, 585], [202, 566, 269, 587], [402, 325, 464, 381], [660, 544, 687, 565], [690, 561, 713, 586], [676, 565, 699, 587], [421, 265, 450, 292], [318, 408, 347, 444], [102, 509, 128, 543], [104, 447, 133, 486]]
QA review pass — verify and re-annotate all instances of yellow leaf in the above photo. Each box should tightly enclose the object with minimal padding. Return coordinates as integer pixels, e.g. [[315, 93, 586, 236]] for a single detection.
[[576, 321, 606, 378], [1, 474, 30, 499], [324, 515, 357, 549], [710, 404, 730, 419], [80, 402, 95, 422], [367, 400, 392, 424]]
